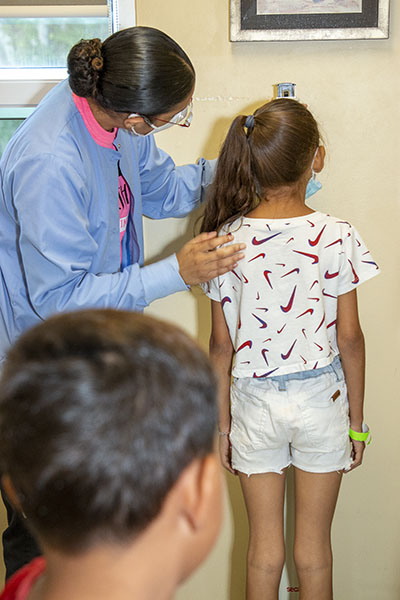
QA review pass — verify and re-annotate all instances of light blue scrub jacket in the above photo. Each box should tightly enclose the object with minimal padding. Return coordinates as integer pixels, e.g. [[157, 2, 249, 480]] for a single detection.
[[0, 80, 216, 363]]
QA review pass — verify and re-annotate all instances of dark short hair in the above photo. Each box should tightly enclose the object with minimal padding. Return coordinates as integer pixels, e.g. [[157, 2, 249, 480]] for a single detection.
[[0, 310, 217, 552], [67, 26, 195, 116]]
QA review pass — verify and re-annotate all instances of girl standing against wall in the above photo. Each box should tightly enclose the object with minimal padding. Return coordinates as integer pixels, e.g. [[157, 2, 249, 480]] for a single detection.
[[201, 99, 379, 599]]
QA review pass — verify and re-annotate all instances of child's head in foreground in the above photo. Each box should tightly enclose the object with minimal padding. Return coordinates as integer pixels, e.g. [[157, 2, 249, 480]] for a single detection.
[[0, 309, 222, 582], [201, 98, 323, 232]]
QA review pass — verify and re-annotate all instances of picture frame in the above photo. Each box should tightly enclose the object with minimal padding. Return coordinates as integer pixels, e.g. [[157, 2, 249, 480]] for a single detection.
[[230, 0, 390, 42]]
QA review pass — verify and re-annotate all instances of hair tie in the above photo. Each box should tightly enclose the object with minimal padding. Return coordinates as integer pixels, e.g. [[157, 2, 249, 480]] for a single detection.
[[91, 56, 103, 71], [245, 114, 255, 134]]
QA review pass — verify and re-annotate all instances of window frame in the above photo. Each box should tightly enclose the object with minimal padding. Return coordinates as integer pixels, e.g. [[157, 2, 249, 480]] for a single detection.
[[0, 0, 135, 107]]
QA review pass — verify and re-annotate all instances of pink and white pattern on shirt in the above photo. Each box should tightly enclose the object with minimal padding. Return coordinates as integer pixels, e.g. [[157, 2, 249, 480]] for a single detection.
[[205, 212, 379, 379]]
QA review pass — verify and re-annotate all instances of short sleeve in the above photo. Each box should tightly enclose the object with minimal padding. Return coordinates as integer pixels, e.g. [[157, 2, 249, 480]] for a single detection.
[[199, 222, 237, 302], [200, 276, 221, 302], [338, 225, 380, 296]]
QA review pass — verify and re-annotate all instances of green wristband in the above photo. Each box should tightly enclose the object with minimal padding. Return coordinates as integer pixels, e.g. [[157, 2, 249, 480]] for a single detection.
[[349, 424, 371, 445]]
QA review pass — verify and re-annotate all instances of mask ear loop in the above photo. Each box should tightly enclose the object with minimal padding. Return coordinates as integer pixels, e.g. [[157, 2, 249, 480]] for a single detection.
[[311, 146, 320, 175]]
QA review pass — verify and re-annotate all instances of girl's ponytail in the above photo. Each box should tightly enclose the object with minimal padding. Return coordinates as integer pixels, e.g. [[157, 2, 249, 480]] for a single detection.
[[200, 99, 320, 234], [201, 114, 258, 233]]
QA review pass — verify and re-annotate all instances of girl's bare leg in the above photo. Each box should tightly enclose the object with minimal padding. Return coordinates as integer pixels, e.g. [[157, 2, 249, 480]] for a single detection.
[[293, 468, 342, 600], [239, 470, 286, 600]]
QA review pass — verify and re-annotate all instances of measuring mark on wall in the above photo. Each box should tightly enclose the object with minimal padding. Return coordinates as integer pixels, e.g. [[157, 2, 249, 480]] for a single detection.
[[194, 95, 252, 102]]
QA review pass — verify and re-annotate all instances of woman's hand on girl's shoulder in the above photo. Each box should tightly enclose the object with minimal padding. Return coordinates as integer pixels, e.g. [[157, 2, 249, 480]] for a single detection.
[[219, 435, 237, 475]]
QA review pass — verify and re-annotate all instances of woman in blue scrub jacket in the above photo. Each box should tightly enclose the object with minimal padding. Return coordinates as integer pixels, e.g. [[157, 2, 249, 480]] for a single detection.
[[0, 26, 244, 578]]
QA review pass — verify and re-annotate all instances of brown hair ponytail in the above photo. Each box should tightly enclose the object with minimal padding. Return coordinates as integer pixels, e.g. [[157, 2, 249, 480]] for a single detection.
[[201, 115, 258, 233], [200, 99, 320, 233]]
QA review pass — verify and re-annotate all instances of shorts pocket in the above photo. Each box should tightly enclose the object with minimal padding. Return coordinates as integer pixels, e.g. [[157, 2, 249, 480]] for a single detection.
[[299, 378, 349, 451], [230, 379, 282, 450]]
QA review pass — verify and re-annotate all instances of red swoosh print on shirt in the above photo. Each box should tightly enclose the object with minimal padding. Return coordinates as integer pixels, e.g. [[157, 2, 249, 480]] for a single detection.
[[293, 250, 319, 264], [362, 260, 379, 268], [308, 225, 326, 247], [237, 340, 252, 352], [253, 367, 279, 378], [248, 253, 265, 262], [281, 339, 297, 360], [307, 220, 316, 227], [221, 296, 231, 307], [324, 238, 343, 249], [231, 270, 242, 281], [252, 313, 267, 329], [348, 259, 360, 284], [261, 348, 269, 365], [277, 324, 286, 334], [322, 288, 337, 299], [280, 286, 296, 313], [263, 270, 273, 289], [314, 343, 323, 351], [252, 232, 281, 245], [324, 269, 339, 279], [315, 315, 325, 333], [281, 268, 300, 278], [296, 308, 314, 318]]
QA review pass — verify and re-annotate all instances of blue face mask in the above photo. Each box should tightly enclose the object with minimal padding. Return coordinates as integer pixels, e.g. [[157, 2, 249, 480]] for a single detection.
[[305, 172, 322, 199], [305, 147, 322, 199]]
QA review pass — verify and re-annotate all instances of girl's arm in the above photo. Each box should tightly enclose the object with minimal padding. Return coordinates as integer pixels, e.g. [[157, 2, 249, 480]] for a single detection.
[[336, 289, 366, 470], [209, 300, 236, 474]]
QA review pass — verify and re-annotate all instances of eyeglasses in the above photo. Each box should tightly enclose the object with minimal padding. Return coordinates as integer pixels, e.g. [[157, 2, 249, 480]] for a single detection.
[[137, 100, 193, 131]]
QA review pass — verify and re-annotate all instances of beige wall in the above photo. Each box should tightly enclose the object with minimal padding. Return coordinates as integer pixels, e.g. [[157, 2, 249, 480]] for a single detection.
[[0, 3, 397, 597], [138, 1, 400, 599]]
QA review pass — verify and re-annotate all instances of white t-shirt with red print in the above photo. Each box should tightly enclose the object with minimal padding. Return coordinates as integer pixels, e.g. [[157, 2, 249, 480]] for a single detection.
[[204, 212, 380, 378]]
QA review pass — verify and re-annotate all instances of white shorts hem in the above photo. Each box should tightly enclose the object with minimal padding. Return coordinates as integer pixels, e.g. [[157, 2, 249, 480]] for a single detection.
[[234, 461, 291, 477], [291, 460, 352, 474]]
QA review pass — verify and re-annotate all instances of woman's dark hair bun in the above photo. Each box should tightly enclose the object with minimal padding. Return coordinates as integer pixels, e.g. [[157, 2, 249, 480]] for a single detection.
[[67, 38, 104, 98]]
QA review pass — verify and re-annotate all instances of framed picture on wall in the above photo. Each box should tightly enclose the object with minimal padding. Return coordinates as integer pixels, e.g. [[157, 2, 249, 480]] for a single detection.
[[230, 0, 390, 42]]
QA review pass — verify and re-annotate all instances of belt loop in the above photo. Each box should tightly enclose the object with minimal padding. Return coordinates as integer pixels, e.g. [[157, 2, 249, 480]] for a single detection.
[[278, 377, 287, 392], [331, 356, 342, 382]]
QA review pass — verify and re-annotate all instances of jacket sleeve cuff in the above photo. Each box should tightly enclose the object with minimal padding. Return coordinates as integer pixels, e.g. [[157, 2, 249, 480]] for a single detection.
[[141, 254, 189, 305]]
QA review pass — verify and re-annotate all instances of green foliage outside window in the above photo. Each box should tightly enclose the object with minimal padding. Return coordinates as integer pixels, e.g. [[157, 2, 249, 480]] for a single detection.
[[0, 17, 109, 68], [0, 120, 24, 157]]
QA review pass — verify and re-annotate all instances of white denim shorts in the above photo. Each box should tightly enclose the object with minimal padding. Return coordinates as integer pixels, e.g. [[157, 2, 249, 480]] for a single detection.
[[230, 356, 352, 475]]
